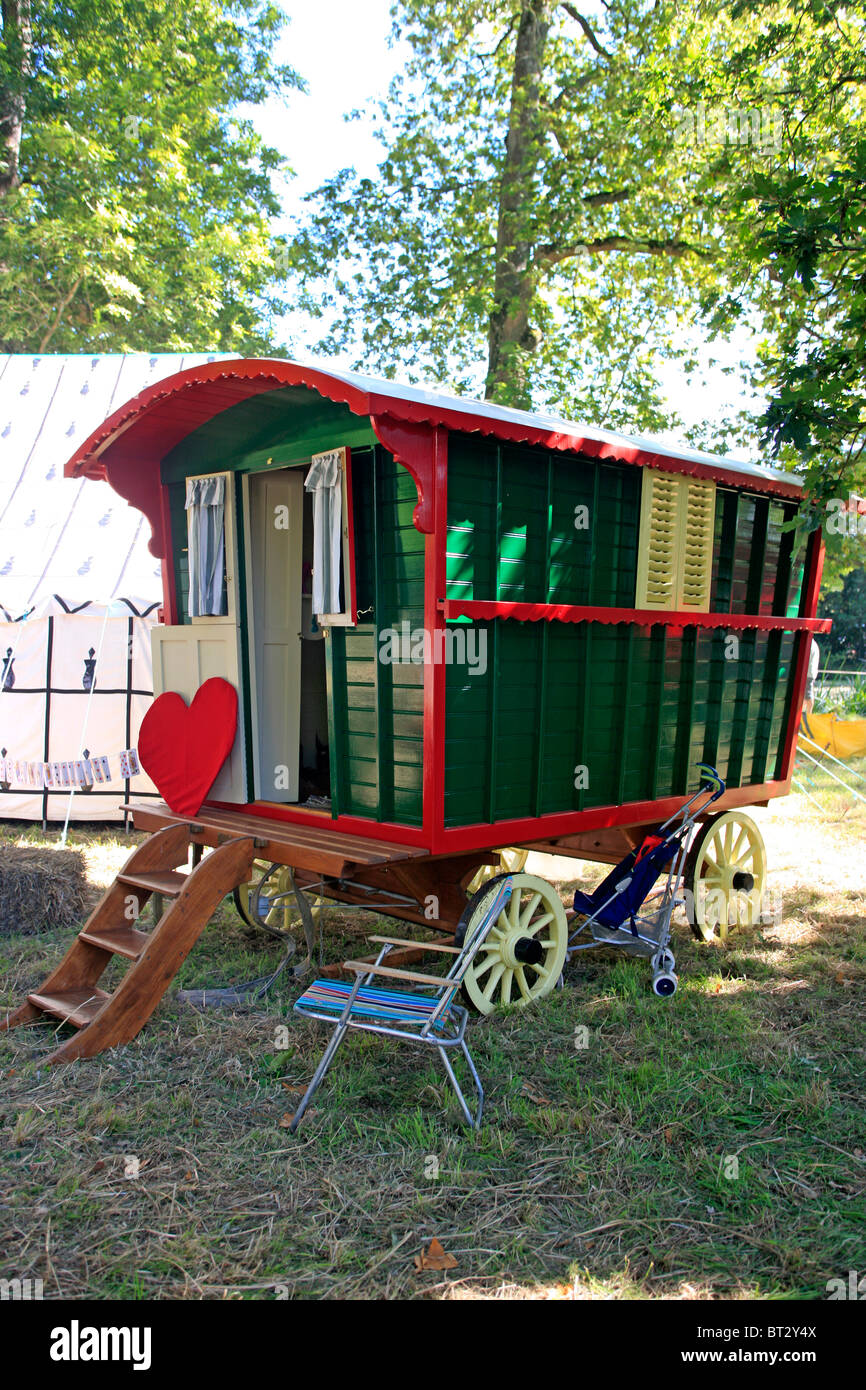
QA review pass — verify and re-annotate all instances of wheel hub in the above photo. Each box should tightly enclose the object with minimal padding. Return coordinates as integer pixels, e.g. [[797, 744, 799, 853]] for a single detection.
[[513, 935, 544, 966]]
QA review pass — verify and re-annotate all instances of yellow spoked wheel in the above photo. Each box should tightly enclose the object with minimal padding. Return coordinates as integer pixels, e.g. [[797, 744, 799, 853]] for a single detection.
[[684, 811, 767, 942], [456, 872, 568, 1015], [234, 860, 324, 942], [467, 848, 530, 896]]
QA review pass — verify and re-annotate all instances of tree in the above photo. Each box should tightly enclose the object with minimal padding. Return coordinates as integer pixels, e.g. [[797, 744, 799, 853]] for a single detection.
[[818, 566, 866, 665], [288, 0, 866, 543], [0, 0, 301, 352], [289, 0, 726, 427], [672, 0, 866, 548]]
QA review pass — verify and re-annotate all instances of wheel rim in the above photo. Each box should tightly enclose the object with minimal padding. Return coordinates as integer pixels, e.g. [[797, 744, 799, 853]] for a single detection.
[[688, 812, 767, 942], [234, 860, 323, 940], [460, 873, 568, 1015], [466, 848, 529, 897]]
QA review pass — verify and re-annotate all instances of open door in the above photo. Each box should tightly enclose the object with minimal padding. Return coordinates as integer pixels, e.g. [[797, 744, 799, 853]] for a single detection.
[[245, 468, 304, 802], [151, 470, 247, 803]]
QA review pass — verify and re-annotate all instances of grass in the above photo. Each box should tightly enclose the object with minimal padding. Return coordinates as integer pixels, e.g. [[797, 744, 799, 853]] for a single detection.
[[0, 768, 864, 1301]]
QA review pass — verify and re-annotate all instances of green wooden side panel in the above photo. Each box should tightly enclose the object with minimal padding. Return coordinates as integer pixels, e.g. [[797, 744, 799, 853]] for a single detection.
[[711, 489, 802, 617], [330, 446, 425, 826], [444, 441, 802, 828], [445, 437, 640, 607], [444, 618, 799, 828]]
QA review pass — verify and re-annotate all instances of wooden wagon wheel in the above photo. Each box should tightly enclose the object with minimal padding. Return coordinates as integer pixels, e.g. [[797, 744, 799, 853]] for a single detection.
[[455, 872, 568, 1014], [234, 859, 324, 943], [684, 811, 767, 942]]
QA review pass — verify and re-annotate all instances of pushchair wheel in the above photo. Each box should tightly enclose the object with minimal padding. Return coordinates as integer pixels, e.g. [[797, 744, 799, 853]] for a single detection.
[[651, 969, 678, 997], [651, 947, 675, 975]]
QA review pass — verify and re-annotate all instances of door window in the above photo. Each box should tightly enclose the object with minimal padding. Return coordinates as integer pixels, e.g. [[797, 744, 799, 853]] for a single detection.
[[185, 474, 227, 617]]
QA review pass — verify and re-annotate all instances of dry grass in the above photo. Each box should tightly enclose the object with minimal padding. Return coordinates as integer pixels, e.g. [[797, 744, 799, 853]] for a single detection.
[[0, 767, 864, 1302], [0, 845, 88, 936]]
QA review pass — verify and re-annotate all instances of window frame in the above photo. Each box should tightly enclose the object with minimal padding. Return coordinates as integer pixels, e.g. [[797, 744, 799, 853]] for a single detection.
[[185, 469, 239, 626], [309, 445, 358, 628]]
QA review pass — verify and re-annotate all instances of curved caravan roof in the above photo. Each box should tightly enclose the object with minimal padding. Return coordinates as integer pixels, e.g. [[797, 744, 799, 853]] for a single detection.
[[64, 355, 803, 519]]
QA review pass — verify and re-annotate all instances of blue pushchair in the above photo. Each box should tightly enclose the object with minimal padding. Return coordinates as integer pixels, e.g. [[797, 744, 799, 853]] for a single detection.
[[566, 765, 726, 996]]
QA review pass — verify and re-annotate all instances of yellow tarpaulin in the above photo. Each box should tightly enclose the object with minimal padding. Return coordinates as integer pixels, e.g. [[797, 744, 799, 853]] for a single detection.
[[799, 711, 866, 761]]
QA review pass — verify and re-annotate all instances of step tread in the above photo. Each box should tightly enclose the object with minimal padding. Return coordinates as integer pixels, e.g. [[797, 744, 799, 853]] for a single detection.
[[27, 987, 111, 1028], [78, 926, 151, 959], [118, 869, 188, 896]]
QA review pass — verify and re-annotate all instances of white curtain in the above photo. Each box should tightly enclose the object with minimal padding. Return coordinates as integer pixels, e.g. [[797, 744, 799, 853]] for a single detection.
[[304, 451, 343, 616], [185, 475, 226, 617]]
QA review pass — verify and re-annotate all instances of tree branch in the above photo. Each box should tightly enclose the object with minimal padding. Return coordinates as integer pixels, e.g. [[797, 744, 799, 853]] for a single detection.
[[559, 4, 612, 60], [536, 235, 714, 267], [39, 273, 84, 351], [581, 187, 631, 208]]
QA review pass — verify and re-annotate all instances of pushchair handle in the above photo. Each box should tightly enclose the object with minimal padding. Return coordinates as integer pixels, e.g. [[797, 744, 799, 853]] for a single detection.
[[697, 763, 726, 800]]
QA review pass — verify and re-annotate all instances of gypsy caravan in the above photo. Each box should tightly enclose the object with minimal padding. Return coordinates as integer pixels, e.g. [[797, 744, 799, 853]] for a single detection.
[[2, 359, 828, 1060]]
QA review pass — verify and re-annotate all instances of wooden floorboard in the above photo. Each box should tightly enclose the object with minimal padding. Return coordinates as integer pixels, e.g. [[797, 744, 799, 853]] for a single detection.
[[124, 802, 427, 878]]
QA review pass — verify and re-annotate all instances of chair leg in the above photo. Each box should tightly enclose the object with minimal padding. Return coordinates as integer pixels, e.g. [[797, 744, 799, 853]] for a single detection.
[[437, 1042, 484, 1129], [289, 1022, 350, 1133]]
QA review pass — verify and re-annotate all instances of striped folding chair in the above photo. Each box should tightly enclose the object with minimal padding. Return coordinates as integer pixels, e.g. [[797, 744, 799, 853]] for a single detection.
[[288, 876, 514, 1131]]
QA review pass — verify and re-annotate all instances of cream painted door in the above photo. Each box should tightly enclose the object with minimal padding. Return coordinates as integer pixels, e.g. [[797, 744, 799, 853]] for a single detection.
[[151, 623, 247, 803], [247, 468, 304, 801]]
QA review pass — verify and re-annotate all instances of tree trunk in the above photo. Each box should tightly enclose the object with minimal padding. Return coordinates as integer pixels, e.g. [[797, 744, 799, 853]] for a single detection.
[[485, 0, 552, 407], [0, 0, 32, 197]]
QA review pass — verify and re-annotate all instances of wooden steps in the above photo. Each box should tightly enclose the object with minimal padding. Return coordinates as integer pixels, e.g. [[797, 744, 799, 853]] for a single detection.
[[1, 824, 256, 1064], [118, 870, 188, 897], [28, 988, 111, 1028], [78, 926, 151, 959]]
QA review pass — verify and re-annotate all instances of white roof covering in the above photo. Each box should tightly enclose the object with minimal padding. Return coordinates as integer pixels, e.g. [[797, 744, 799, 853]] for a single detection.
[[301, 356, 801, 490]]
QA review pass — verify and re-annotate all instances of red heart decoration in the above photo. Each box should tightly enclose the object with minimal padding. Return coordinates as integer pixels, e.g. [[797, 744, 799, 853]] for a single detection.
[[138, 677, 238, 817]]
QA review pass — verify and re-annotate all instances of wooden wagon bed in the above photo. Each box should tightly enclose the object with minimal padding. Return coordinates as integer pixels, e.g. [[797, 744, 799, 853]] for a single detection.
[[124, 800, 429, 879], [124, 800, 497, 935]]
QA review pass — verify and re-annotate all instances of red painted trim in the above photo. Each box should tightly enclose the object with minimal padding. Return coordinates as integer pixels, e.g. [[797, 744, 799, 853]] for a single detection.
[[205, 798, 429, 848], [104, 448, 167, 559], [433, 780, 792, 855], [62, 357, 803, 503], [370, 415, 437, 533], [205, 778, 792, 856], [343, 446, 358, 623], [780, 529, 827, 782], [384, 400, 803, 500], [442, 598, 830, 633], [422, 428, 448, 848], [158, 486, 179, 624]]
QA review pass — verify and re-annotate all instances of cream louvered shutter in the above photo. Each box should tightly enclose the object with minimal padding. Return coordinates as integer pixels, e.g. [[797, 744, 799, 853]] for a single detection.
[[636, 471, 681, 609], [636, 470, 715, 613], [677, 479, 715, 610]]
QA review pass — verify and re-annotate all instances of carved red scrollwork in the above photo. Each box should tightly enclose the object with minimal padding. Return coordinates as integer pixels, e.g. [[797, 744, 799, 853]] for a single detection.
[[105, 452, 167, 558], [370, 415, 437, 533]]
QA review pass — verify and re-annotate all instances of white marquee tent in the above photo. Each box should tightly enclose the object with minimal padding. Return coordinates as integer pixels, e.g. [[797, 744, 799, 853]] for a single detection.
[[0, 353, 226, 822]]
